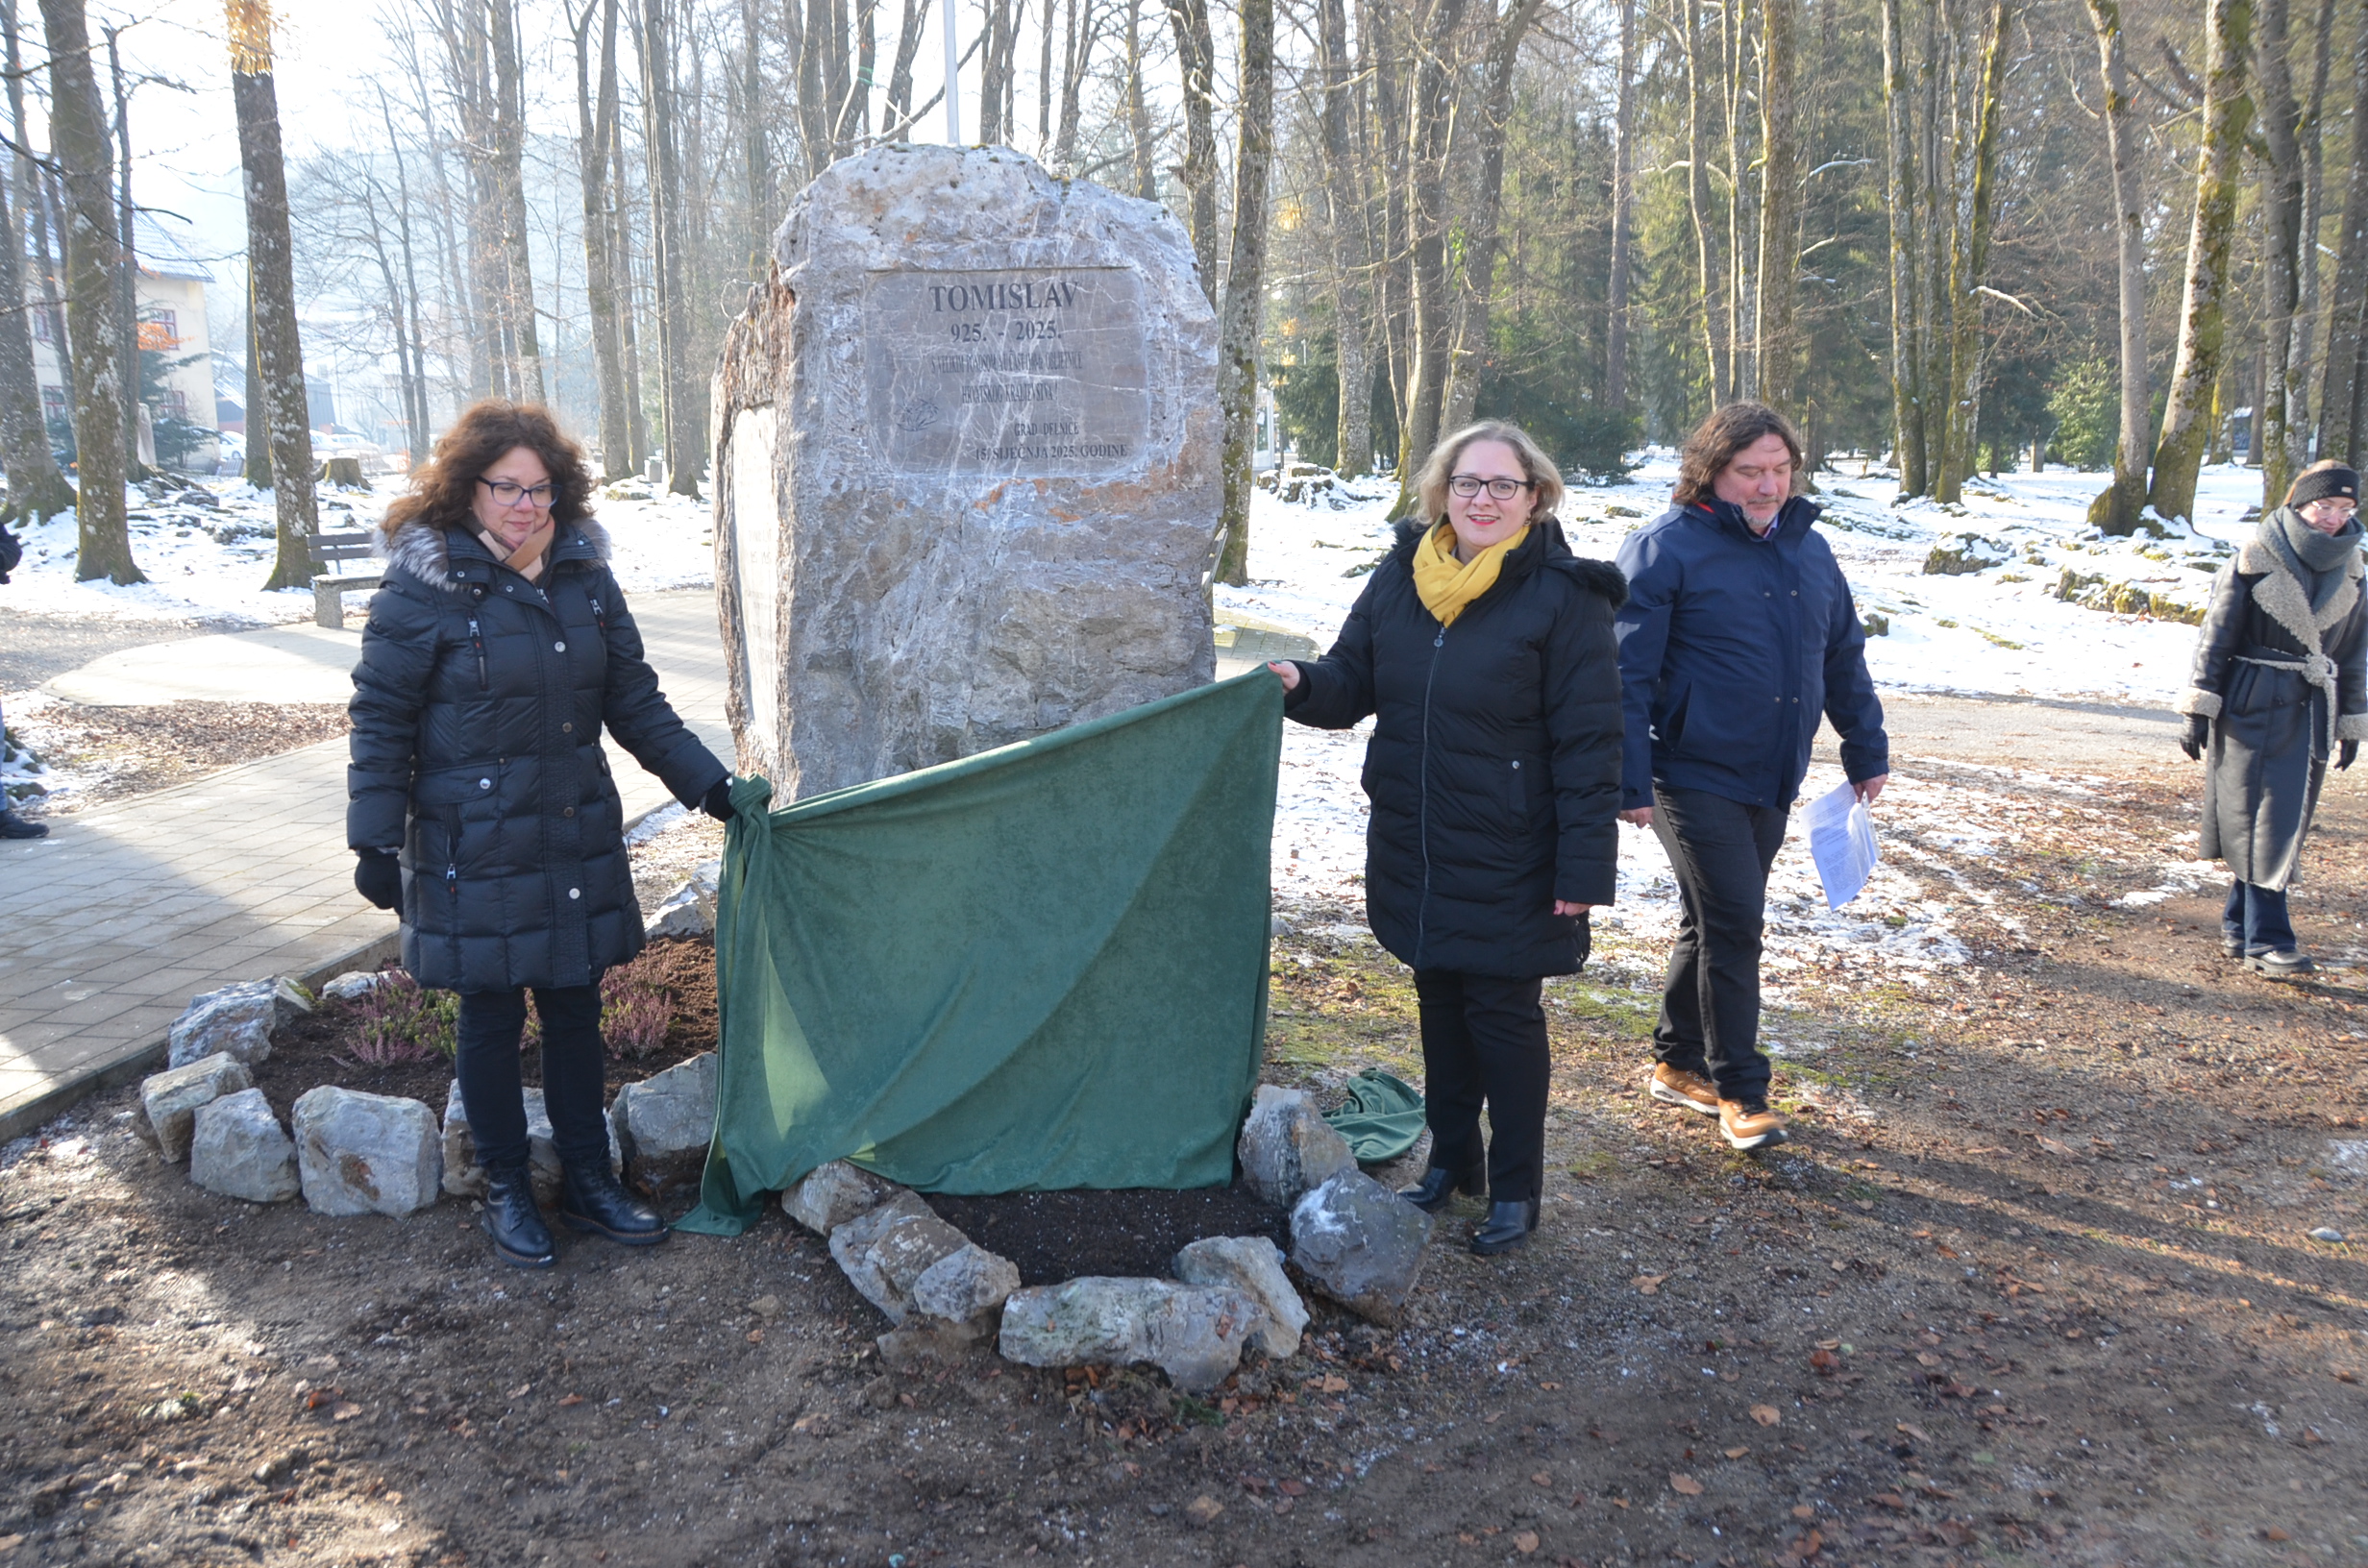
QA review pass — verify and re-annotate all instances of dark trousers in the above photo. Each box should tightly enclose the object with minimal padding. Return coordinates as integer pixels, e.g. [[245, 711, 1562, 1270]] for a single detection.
[[456, 982, 608, 1173], [1413, 969, 1549, 1204], [2224, 880, 2296, 955], [1650, 785, 1788, 1102]]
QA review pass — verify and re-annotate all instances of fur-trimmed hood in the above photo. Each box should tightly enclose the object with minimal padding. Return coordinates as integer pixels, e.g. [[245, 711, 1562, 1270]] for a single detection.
[[1386, 515, 1630, 609], [379, 514, 614, 593]]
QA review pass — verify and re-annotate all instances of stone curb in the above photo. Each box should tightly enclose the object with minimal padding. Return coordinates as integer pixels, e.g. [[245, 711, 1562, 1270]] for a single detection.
[[0, 798, 681, 1147]]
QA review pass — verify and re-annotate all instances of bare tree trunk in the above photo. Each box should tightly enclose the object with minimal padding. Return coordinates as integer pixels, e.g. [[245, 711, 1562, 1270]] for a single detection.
[[1367, 0, 1412, 445], [2319, 0, 2368, 458], [1724, 0, 1756, 399], [980, 0, 1014, 144], [2290, 0, 2337, 452], [226, 0, 315, 586], [1753, 0, 1801, 413], [1443, 0, 1546, 431], [103, 26, 141, 478], [640, 0, 701, 494], [611, 100, 650, 468], [377, 89, 433, 463], [1915, 0, 1949, 475], [1394, 0, 1468, 507], [486, 0, 545, 404], [1319, 0, 1370, 476], [2081, 0, 2149, 529], [576, 0, 633, 478], [799, 0, 830, 174], [1211, 0, 1271, 587], [1167, 0, 1219, 300], [4, 0, 71, 421], [885, 0, 930, 137], [1605, 0, 1637, 408], [1684, 0, 1726, 404], [2259, 0, 2306, 504], [244, 298, 269, 487], [1936, 0, 2009, 503], [1125, 0, 1155, 196], [741, 0, 770, 269], [2148, 0, 2255, 524], [1881, 0, 1925, 495], [40, 0, 136, 581], [1054, 0, 1089, 169]]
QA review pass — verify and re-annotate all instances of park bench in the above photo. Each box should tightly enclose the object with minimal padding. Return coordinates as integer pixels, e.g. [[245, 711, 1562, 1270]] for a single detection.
[[309, 528, 382, 629]]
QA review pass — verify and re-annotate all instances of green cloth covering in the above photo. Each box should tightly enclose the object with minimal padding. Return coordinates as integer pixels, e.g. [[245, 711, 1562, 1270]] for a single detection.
[[677, 672, 1283, 1236], [1322, 1068, 1427, 1163]]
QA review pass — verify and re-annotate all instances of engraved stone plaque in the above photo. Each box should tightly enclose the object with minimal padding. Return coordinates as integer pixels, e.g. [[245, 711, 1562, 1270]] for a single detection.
[[863, 267, 1148, 475]]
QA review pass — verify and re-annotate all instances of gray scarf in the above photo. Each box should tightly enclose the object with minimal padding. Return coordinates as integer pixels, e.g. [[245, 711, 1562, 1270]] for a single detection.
[[2265, 503, 2364, 614]]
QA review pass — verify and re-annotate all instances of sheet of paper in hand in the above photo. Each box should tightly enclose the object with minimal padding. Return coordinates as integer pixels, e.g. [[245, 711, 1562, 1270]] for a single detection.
[[1803, 781, 1879, 910]]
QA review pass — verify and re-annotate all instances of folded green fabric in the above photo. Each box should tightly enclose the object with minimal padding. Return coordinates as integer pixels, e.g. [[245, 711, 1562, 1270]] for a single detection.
[[1322, 1068, 1427, 1164], [677, 672, 1283, 1237]]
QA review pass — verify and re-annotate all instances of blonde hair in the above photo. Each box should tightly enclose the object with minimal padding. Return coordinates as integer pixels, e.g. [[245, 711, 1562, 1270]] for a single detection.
[[1414, 421, 1566, 527]]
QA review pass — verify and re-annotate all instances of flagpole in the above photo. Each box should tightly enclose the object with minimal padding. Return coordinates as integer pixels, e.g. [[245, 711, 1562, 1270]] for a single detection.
[[943, 0, 961, 143]]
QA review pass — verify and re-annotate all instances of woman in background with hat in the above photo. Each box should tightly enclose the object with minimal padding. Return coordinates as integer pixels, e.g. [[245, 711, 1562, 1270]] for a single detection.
[[2178, 459, 2368, 977]]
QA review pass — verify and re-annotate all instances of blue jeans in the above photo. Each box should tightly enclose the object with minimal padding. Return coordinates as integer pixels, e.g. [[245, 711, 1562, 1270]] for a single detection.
[[2223, 881, 2296, 956]]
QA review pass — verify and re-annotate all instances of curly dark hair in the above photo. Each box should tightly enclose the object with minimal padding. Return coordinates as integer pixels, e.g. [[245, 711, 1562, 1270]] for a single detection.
[[1670, 401, 1805, 508], [377, 401, 596, 540]]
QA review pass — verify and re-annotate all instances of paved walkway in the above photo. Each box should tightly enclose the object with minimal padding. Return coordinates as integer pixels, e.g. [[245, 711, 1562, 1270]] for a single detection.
[[0, 590, 732, 1142]]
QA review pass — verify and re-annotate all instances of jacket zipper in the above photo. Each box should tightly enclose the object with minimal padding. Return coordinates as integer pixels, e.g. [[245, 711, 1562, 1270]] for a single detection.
[[1417, 623, 1445, 965], [466, 616, 488, 691]]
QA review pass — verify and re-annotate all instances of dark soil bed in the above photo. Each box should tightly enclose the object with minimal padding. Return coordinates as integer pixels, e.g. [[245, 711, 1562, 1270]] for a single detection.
[[247, 937, 721, 1121], [929, 1185, 1291, 1284], [12, 700, 351, 813]]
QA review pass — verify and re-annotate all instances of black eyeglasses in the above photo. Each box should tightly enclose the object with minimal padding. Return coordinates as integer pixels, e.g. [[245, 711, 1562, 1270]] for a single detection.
[[478, 477, 556, 509], [1448, 476, 1535, 501]]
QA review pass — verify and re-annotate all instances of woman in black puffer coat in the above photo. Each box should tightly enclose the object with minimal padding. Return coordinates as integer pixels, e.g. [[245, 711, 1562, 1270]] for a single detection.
[[348, 401, 731, 1268], [1271, 421, 1625, 1255]]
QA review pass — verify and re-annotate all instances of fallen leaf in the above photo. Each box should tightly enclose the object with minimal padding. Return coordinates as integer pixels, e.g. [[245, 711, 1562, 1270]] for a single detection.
[[1278, 1480, 1306, 1497], [1183, 1495, 1224, 1528], [1513, 1531, 1540, 1555], [1723, 1447, 1748, 1458], [1935, 1244, 1960, 1259], [1872, 1492, 1907, 1510], [1670, 1473, 1704, 1496], [2266, 1528, 2292, 1542], [557, 1394, 583, 1408], [2336, 1368, 2358, 1384], [1750, 1404, 1783, 1427], [1917, 1352, 1942, 1366], [1537, 1381, 1563, 1390], [1896, 1421, 1931, 1442], [331, 1403, 363, 1422], [507, 1384, 531, 1400], [2035, 1136, 2080, 1158], [1809, 1348, 1840, 1375], [1633, 1274, 1667, 1295], [1319, 1374, 1348, 1393], [746, 1329, 764, 1344], [1792, 1505, 1815, 1520], [1611, 1498, 1630, 1509], [1531, 1472, 1553, 1486]]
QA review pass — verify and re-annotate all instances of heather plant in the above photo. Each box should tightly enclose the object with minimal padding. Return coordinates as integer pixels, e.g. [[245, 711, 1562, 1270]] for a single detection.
[[600, 970, 677, 1058], [351, 971, 458, 1064]]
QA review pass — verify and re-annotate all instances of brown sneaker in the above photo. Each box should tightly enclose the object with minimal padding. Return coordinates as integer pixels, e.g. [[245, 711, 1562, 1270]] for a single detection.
[[1719, 1098, 1788, 1151], [1649, 1064, 1720, 1116]]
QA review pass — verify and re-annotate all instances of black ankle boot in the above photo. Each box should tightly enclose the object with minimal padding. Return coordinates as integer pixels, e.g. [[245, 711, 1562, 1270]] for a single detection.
[[1469, 1197, 1541, 1256], [1401, 1163, 1487, 1213], [482, 1165, 555, 1268], [558, 1161, 668, 1245]]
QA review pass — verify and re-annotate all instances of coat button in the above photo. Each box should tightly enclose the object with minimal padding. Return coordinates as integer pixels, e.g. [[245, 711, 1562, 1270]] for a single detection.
[[479, 778, 491, 789], [568, 887, 580, 900], [561, 722, 573, 734], [555, 641, 567, 652], [563, 806, 575, 818]]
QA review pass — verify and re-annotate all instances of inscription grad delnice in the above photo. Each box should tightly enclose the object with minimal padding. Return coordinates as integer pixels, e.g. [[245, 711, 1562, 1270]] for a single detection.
[[862, 267, 1150, 475]]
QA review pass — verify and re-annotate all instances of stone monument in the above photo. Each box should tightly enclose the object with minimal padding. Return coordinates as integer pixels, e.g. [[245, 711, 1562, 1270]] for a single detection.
[[712, 144, 1221, 798]]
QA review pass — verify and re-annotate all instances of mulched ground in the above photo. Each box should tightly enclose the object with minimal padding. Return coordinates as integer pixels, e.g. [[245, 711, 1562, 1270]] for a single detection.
[[931, 1187, 1292, 1285], [8, 700, 350, 812], [245, 938, 723, 1121]]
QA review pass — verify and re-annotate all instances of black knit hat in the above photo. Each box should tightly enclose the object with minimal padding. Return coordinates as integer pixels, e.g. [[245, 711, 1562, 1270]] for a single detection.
[[2289, 464, 2360, 508]]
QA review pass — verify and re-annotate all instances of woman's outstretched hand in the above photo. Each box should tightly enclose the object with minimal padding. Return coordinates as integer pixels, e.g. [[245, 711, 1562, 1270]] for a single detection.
[[1553, 900, 1593, 917], [1266, 660, 1301, 692]]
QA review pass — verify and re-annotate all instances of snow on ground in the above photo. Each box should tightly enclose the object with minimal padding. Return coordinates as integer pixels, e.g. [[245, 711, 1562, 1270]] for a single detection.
[[1243, 453, 2245, 992], [2, 476, 716, 625]]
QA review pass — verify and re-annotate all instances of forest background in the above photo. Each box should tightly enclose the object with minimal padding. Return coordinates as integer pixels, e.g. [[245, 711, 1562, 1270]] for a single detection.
[[3, 0, 2363, 584]]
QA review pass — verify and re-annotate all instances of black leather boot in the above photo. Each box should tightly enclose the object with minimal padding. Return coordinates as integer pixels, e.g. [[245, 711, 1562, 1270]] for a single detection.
[[1469, 1197, 1541, 1256], [558, 1161, 668, 1245], [482, 1164, 555, 1268], [1401, 1163, 1488, 1213]]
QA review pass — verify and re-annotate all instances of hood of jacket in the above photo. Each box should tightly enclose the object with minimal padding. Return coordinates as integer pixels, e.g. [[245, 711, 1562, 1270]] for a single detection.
[[381, 514, 614, 594]]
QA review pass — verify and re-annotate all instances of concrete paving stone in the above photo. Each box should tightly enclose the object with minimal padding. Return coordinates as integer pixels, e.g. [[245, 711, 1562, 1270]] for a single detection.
[[35, 993, 151, 1028]]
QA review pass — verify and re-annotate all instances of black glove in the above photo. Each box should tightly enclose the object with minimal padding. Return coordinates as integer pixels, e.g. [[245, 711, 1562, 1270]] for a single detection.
[[2340, 739, 2359, 772], [701, 777, 735, 823], [2180, 715, 2209, 762], [354, 850, 401, 910], [0, 522, 21, 581]]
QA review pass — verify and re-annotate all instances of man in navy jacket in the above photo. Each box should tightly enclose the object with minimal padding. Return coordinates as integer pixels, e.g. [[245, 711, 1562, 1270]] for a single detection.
[[1613, 403, 1888, 1150]]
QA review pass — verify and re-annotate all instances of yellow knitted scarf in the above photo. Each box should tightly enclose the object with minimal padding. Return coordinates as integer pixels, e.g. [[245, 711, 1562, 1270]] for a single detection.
[[1412, 521, 1530, 626]]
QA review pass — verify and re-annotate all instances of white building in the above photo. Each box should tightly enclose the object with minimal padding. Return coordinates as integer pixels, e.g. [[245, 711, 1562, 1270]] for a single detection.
[[30, 213, 220, 473]]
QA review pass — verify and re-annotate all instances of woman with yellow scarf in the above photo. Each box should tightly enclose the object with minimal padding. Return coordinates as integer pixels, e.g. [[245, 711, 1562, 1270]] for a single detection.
[[1270, 422, 1625, 1254]]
